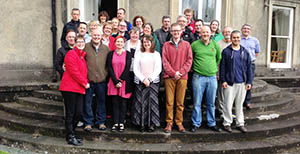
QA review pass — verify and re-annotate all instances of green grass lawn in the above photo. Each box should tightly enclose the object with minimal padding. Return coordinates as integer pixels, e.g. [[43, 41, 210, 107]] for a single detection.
[[0, 151, 10, 154]]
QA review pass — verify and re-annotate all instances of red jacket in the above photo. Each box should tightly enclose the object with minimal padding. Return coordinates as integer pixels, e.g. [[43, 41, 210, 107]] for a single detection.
[[108, 36, 117, 51], [162, 39, 193, 80], [59, 47, 88, 94]]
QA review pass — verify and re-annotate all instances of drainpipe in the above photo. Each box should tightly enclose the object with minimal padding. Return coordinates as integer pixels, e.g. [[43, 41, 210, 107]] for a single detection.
[[51, 0, 57, 82]]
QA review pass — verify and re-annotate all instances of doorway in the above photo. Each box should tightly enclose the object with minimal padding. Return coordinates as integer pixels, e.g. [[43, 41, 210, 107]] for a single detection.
[[79, 0, 118, 22]]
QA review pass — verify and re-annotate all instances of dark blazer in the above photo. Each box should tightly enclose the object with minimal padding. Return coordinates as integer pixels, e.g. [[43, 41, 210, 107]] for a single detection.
[[106, 50, 132, 94]]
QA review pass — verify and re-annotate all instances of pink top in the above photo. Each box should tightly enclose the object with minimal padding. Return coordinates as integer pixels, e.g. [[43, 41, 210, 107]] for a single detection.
[[140, 53, 155, 78], [107, 51, 132, 98]]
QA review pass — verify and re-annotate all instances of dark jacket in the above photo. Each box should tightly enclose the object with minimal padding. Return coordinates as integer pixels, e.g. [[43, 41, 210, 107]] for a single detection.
[[166, 27, 195, 44], [192, 31, 201, 43], [112, 31, 130, 40], [55, 43, 72, 78], [60, 19, 80, 47], [107, 51, 132, 94], [154, 27, 170, 49], [220, 44, 253, 86]]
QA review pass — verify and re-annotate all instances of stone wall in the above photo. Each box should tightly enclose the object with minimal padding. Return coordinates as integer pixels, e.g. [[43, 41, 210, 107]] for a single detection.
[[0, 0, 64, 82]]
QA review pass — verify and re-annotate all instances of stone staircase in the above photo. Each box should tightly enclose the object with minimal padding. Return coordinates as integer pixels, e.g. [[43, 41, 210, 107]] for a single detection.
[[0, 80, 300, 153]]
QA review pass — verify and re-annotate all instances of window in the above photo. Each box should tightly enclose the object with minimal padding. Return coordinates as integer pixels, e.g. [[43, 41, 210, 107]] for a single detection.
[[179, 0, 222, 24], [270, 6, 294, 68]]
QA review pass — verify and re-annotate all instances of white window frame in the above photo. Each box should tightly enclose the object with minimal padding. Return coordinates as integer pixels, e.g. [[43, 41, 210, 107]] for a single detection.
[[269, 6, 294, 68], [178, 0, 222, 25]]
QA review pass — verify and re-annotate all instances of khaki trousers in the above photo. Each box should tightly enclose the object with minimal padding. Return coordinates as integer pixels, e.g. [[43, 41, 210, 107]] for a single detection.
[[165, 78, 187, 126]]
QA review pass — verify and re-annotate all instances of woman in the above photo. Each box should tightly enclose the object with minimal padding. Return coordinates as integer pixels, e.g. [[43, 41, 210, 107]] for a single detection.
[[59, 36, 89, 146], [142, 23, 161, 54], [125, 27, 142, 68], [210, 19, 224, 42], [98, 11, 110, 31], [89, 20, 100, 34], [132, 15, 145, 35], [132, 35, 162, 132], [111, 17, 120, 36], [102, 23, 117, 51], [107, 36, 132, 132]]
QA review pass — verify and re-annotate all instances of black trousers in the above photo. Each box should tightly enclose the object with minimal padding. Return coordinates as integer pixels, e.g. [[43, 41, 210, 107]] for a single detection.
[[112, 96, 127, 124], [61, 91, 84, 136]]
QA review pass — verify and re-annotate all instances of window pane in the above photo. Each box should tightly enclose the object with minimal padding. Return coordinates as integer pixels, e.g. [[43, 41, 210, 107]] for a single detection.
[[272, 8, 290, 36], [270, 37, 288, 63], [182, 0, 199, 19], [202, 0, 216, 23]]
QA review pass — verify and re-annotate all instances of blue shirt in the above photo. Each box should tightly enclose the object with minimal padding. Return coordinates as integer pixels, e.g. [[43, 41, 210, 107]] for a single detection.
[[240, 35, 260, 61], [234, 49, 244, 83]]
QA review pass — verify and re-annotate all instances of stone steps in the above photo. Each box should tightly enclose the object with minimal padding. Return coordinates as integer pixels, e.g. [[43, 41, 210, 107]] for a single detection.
[[11, 91, 295, 125], [0, 103, 300, 144], [0, 127, 299, 154]]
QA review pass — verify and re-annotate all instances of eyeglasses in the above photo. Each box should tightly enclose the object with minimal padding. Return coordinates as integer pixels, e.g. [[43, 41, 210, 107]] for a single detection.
[[171, 30, 181, 33]]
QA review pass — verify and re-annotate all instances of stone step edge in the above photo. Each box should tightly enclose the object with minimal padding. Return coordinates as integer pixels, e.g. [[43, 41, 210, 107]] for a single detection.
[[0, 127, 299, 154], [1, 107, 300, 143]]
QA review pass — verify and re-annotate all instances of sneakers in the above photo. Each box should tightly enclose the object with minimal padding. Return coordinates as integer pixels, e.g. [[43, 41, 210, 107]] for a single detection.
[[84, 125, 92, 132], [223, 125, 232, 133], [177, 125, 186, 133], [111, 124, 118, 131], [164, 124, 172, 133], [77, 121, 84, 127], [189, 125, 199, 132], [237, 126, 248, 133], [98, 124, 106, 131], [209, 126, 222, 132], [119, 123, 125, 132]]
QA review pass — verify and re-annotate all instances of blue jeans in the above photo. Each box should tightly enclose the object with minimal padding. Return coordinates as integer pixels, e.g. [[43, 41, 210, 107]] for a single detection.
[[244, 62, 255, 105], [83, 82, 106, 126], [191, 74, 217, 127]]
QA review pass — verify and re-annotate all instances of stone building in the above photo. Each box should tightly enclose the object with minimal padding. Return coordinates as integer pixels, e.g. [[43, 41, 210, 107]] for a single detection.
[[1, 0, 299, 82]]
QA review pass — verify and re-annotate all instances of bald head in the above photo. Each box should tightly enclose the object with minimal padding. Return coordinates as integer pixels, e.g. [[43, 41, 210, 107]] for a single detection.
[[200, 26, 211, 42], [91, 28, 102, 45]]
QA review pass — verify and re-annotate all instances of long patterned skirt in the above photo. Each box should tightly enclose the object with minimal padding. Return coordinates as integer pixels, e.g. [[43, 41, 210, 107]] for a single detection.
[[132, 82, 160, 127]]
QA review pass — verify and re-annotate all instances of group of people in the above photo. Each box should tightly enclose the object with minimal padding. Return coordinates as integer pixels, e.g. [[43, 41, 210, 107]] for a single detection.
[[56, 7, 261, 146]]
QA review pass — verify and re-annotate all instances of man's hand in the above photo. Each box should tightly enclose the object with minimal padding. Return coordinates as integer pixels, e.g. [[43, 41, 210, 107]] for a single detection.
[[174, 71, 183, 80], [222, 82, 228, 88], [246, 84, 252, 90]]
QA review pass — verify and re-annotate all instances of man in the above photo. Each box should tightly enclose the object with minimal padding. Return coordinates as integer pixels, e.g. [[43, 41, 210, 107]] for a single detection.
[[190, 26, 222, 132], [177, 15, 195, 44], [162, 23, 193, 133], [193, 19, 204, 41], [184, 8, 195, 33], [112, 21, 130, 40], [215, 26, 232, 119], [117, 8, 132, 31], [218, 26, 233, 50], [220, 30, 252, 133], [61, 8, 81, 47], [78, 22, 91, 43], [240, 24, 261, 110], [83, 28, 110, 131], [154, 15, 171, 48], [55, 29, 76, 79]]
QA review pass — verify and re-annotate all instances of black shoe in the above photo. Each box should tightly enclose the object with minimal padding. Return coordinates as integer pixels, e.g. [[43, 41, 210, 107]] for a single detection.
[[147, 125, 155, 132], [140, 126, 145, 132], [223, 125, 232, 133], [237, 126, 247, 133], [189, 125, 199, 132], [84, 125, 92, 132], [67, 135, 83, 146], [209, 126, 222, 132]]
